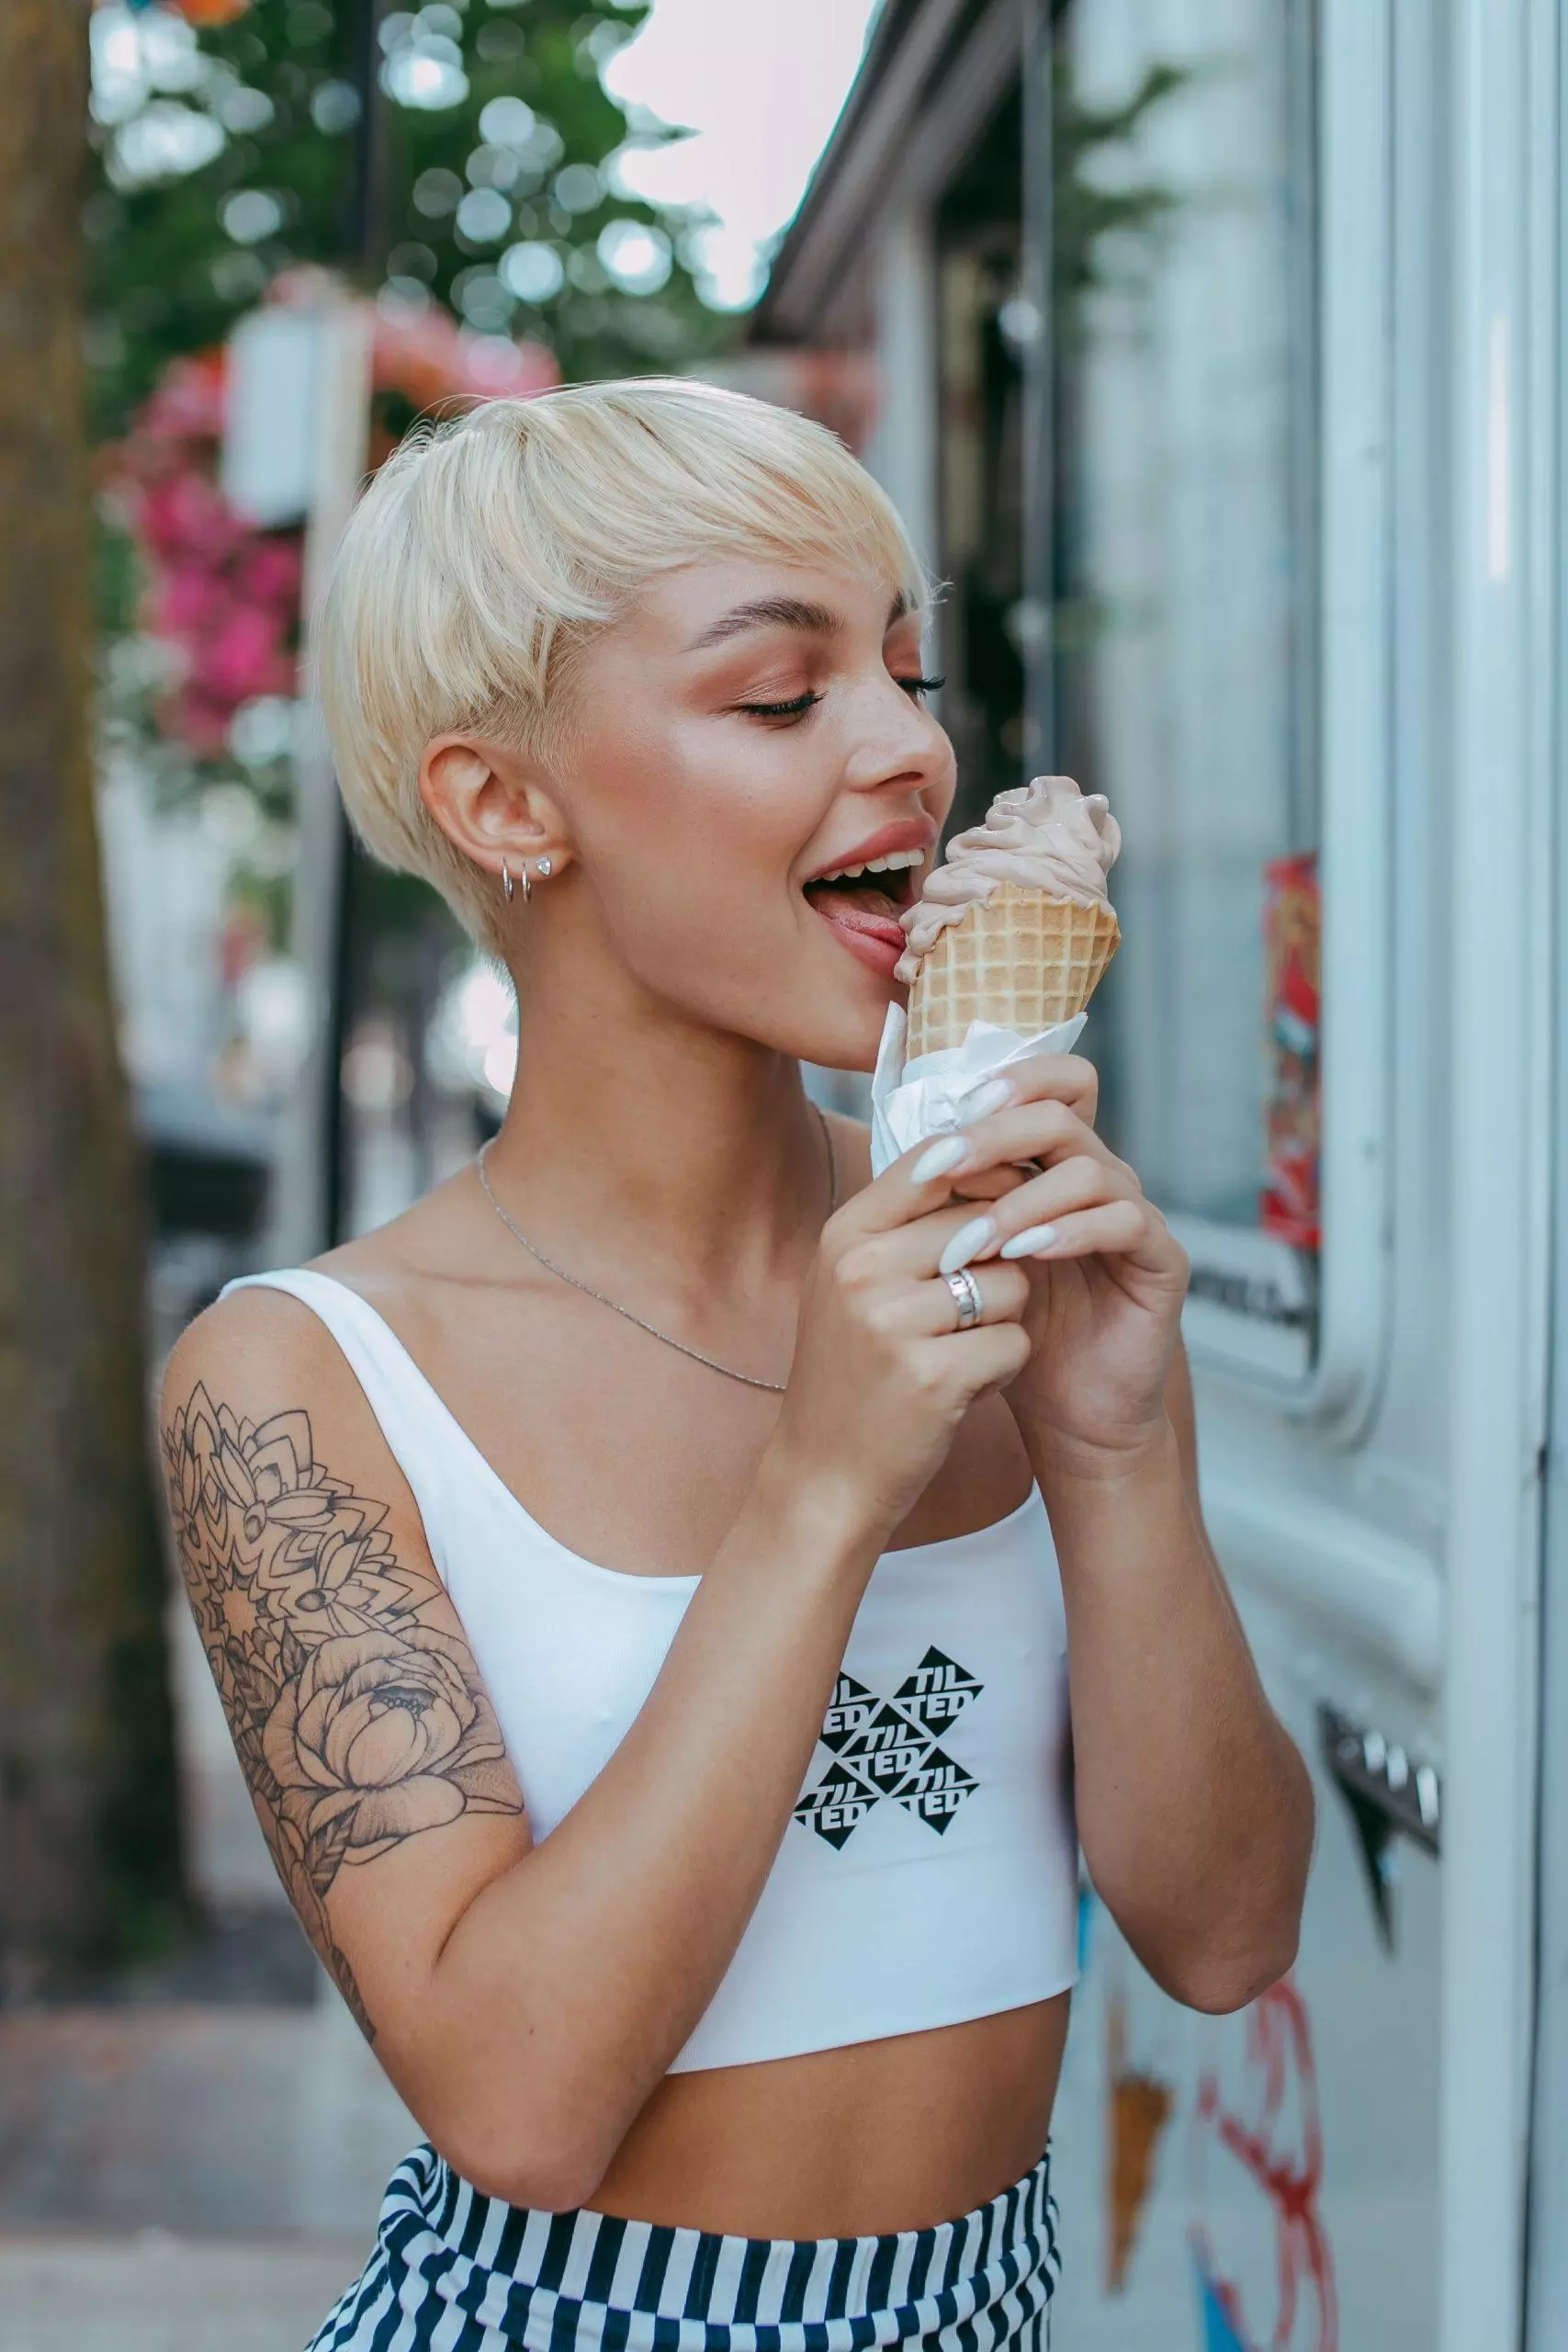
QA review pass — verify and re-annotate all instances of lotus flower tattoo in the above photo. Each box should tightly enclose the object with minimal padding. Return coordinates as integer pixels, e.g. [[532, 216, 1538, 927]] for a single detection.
[[162, 1384, 522, 2038]]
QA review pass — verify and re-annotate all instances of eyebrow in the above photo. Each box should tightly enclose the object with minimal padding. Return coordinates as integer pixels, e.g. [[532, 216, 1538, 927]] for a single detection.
[[684, 589, 913, 653]]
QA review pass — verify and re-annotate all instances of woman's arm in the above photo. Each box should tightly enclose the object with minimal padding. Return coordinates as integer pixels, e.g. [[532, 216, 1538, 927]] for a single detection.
[[1031, 1340, 1313, 2012], [161, 1157, 1032, 2211], [163, 1293, 874, 2211], [925, 1062, 1314, 2011]]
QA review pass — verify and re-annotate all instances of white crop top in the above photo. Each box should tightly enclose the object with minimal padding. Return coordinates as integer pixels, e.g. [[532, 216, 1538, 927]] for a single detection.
[[224, 1268, 1078, 2070]]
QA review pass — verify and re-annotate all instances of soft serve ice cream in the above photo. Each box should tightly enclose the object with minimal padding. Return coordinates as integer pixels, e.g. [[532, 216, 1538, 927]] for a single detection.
[[897, 775, 1122, 1062], [870, 774, 1124, 1168], [896, 775, 1121, 984]]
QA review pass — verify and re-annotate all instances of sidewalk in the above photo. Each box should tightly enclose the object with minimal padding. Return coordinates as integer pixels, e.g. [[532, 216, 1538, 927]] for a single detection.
[[0, 1604, 419, 2350], [0, 2233, 367, 2352]]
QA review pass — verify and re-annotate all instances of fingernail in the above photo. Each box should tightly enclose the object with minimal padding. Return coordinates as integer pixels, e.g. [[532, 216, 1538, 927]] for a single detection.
[[940, 1216, 997, 1275], [912, 1135, 970, 1183], [960, 1078, 1013, 1121], [999, 1223, 1060, 1260]]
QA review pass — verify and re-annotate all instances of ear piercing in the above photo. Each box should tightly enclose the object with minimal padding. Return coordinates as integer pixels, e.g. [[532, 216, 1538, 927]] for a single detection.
[[501, 856, 555, 904]]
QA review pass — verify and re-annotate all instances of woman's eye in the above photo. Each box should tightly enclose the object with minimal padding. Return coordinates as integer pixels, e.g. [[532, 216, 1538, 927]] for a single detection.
[[733, 690, 824, 722], [896, 673, 945, 700]]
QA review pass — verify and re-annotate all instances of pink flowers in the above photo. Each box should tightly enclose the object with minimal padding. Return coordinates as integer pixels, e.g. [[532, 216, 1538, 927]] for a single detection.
[[105, 354, 303, 755], [103, 286, 559, 759]]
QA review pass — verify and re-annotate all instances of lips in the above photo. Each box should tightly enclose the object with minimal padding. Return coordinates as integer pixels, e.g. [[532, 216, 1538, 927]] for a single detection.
[[801, 816, 937, 890], [801, 816, 935, 980]]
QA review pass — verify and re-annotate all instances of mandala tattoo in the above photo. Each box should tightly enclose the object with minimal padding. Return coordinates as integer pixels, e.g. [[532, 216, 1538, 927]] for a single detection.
[[162, 1382, 524, 2041]]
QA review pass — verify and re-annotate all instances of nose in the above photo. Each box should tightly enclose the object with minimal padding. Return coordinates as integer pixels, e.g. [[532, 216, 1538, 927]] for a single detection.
[[840, 674, 955, 804]]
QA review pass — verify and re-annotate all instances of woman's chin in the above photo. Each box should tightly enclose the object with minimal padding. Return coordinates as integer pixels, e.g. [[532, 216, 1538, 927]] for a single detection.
[[784, 983, 903, 1077], [702, 925, 908, 1075]]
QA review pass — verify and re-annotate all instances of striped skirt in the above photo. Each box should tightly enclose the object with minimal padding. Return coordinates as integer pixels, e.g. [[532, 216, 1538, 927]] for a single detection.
[[308, 2141, 1060, 2352]]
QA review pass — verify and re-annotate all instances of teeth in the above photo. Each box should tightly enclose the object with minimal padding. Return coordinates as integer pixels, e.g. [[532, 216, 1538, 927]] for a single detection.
[[815, 847, 924, 884]]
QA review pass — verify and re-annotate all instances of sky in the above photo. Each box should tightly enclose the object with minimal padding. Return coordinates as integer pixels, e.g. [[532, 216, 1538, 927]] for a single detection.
[[604, 0, 885, 309]]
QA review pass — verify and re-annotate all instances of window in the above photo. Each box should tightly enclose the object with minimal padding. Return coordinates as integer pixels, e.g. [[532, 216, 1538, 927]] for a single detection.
[[933, 84, 1030, 828], [1037, 0, 1322, 1380]]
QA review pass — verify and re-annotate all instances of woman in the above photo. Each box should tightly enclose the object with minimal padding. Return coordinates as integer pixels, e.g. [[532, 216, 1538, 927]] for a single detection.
[[161, 379, 1312, 2349]]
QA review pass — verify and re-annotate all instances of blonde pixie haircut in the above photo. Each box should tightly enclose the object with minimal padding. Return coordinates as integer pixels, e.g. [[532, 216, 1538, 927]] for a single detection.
[[317, 377, 929, 948]]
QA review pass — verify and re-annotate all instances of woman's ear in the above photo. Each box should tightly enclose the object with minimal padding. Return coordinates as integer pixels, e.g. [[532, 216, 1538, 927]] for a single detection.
[[418, 734, 572, 886]]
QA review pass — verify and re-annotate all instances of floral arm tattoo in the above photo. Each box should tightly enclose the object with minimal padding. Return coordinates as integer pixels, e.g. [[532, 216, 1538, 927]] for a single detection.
[[162, 1382, 525, 2041]]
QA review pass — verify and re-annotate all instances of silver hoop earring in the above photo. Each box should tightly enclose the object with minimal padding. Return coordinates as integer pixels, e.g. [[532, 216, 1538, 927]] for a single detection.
[[501, 863, 513, 903], [537, 855, 554, 879]]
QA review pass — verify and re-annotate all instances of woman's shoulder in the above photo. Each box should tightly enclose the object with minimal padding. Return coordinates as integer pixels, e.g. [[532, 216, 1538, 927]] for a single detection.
[[159, 1172, 470, 1449], [157, 1289, 395, 1571], [158, 1230, 460, 1627], [162, 1272, 335, 1418]]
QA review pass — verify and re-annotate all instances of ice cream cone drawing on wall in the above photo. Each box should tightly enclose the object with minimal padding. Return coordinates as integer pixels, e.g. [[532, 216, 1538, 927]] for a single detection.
[[897, 775, 1122, 1058], [1105, 1984, 1175, 2293]]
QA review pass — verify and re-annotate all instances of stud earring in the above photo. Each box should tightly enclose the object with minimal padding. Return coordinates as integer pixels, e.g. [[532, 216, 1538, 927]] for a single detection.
[[537, 855, 553, 879]]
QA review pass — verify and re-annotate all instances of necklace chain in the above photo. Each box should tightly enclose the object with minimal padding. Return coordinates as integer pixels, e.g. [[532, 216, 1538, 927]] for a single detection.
[[475, 1107, 839, 1395]]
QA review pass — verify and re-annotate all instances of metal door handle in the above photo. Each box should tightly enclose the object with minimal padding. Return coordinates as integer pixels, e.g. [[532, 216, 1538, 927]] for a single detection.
[[1317, 1702, 1441, 1950]]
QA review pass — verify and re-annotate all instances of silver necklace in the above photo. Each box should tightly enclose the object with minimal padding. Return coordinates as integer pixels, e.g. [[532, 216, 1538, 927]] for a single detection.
[[475, 1106, 839, 1395]]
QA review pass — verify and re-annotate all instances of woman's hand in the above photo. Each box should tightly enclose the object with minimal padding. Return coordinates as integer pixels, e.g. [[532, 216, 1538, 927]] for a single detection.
[[770, 1149, 1036, 1541], [925, 1055, 1190, 1474]]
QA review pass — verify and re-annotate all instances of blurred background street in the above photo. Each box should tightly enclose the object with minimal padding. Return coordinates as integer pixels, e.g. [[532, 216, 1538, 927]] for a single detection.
[[2, 0, 1565, 2346], [0, 2, 886, 2340]]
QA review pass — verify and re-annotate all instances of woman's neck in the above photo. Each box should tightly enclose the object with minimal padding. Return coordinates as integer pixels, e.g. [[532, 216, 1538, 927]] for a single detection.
[[481, 961, 834, 1302]]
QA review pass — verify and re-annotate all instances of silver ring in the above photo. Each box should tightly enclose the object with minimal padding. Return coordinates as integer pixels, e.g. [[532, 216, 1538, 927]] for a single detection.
[[944, 1267, 984, 1331]]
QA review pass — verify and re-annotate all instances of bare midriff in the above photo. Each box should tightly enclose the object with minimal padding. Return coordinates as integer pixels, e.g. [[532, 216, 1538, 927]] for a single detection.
[[590, 1995, 1071, 2238]]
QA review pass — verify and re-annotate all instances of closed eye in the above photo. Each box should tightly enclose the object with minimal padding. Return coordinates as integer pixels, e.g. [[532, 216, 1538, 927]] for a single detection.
[[734, 674, 943, 724], [733, 691, 825, 722]]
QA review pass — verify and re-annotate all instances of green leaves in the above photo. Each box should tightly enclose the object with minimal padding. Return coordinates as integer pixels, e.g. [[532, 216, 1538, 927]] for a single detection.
[[86, 0, 735, 443]]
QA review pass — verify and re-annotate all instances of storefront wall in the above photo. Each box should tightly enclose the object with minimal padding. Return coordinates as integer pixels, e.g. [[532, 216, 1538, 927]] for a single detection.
[[1040, 10, 1441, 2339], [760, 0, 1562, 2341]]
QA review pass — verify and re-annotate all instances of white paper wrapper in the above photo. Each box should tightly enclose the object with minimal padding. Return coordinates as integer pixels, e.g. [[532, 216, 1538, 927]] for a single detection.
[[869, 1005, 1089, 1176]]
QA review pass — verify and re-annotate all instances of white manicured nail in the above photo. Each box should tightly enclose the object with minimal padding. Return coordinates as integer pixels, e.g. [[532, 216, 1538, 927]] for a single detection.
[[939, 1216, 997, 1275], [1000, 1223, 1060, 1260], [912, 1135, 970, 1183], [961, 1078, 1012, 1120]]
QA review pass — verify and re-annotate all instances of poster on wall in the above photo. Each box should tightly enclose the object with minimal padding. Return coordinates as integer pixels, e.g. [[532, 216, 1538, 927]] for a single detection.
[[1259, 852, 1321, 1251], [1163, 852, 1322, 1387]]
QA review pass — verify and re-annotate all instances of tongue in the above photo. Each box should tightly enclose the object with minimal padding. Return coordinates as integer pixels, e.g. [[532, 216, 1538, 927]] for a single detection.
[[808, 894, 907, 948]]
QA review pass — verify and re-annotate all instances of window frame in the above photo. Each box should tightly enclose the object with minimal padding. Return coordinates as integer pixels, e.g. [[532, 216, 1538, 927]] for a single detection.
[[1023, 0, 1394, 1436]]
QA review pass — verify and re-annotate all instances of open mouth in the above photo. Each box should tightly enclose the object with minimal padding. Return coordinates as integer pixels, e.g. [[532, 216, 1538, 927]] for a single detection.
[[802, 847, 923, 979]]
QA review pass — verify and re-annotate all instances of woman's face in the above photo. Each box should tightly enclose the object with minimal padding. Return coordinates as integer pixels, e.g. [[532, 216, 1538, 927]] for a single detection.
[[543, 557, 956, 1071]]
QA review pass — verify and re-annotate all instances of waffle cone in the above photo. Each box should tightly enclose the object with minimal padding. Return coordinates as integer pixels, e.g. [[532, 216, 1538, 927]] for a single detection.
[[905, 883, 1120, 1060]]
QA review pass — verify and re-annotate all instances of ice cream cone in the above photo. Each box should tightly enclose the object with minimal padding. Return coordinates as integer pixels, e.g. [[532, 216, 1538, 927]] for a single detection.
[[1108, 2067, 1173, 2291], [1103, 1987, 1173, 2295], [905, 882, 1120, 1060]]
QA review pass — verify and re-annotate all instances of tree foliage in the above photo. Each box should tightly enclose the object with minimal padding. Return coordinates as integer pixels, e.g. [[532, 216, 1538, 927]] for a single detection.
[[86, 0, 737, 443]]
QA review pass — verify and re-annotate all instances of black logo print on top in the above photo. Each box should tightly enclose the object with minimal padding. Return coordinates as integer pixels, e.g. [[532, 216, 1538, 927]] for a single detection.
[[793, 1647, 983, 1849]]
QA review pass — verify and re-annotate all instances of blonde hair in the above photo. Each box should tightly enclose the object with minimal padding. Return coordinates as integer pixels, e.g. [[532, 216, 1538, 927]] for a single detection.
[[316, 376, 929, 947]]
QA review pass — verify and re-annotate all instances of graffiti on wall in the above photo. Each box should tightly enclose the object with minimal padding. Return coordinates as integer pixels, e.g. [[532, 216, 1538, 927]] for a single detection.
[[1189, 1978, 1338, 2352]]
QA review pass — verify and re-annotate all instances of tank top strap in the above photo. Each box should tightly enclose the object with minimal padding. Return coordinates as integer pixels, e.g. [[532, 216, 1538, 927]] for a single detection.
[[219, 1268, 470, 1577]]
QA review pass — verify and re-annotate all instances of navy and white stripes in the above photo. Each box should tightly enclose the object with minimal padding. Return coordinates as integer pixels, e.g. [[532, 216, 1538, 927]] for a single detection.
[[309, 2141, 1060, 2352]]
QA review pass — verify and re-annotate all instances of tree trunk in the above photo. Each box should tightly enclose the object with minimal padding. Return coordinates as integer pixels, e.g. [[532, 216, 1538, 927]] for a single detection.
[[0, 0, 185, 1984]]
